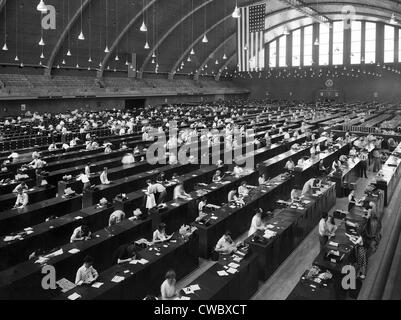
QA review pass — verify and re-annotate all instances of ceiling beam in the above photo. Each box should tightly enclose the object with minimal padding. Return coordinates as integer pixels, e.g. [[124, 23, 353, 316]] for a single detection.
[[0, 0, 6, 13], [138, 0, 215, 77], [45, 0, 93, 76], [215, 52, 237, 81], [169, 14, 231, 79], [97, 0, 157, 79], [277, 0, 332, 24], [194, 32, 236, 80]]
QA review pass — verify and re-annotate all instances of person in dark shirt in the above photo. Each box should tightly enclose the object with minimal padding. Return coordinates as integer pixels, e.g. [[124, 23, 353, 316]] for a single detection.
[[114, 243, 138, 264]]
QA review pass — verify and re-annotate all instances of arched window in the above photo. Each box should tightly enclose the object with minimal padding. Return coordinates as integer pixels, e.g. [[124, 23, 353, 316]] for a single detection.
[[269, 41, 277, 68], [351, 21, 362, 64], [332, 21, 344, 65], [319, 23, 330, 66], [292, 29, 301, 67], [279, 36, 287, 67], [384, 25, 395, 63], [365, 22, 376, 64], [303, 26, 313, 66]]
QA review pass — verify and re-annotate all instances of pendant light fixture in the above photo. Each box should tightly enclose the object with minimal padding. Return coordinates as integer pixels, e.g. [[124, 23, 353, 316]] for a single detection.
[[232, 1, 240, 19], [140, 0, 147, 31], [37, 0, 47, 13]]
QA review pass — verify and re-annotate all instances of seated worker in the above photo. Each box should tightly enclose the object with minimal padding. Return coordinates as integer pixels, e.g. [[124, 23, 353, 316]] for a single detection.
[[75, 255, 99, 285], [108, 210, 126, 226], [152, 223, 172, 243], [215, 231, 238, 255], [70, 224, 92, 243], [114, 243, 139, 264]]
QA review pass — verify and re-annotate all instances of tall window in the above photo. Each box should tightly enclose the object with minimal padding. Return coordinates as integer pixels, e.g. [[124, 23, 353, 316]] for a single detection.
[[365, 22, 376, 64], [319, 23, 330, 65], [279, 35, 287, 67], [332, 21, 344, 65], [269, 41, 277, 68], [304, 26, 313, 66], [351, 21, 362, 64], [384, 25, 395, 63], [292, 29, 301, 67]]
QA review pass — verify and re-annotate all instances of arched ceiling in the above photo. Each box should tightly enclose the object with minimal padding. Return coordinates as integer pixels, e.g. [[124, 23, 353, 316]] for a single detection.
[[0, 0, 399, 80]]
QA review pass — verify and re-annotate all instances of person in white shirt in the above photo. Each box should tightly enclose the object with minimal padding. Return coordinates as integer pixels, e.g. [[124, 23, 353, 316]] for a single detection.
[[302, 178, 319, 197], [100, 167, 111, 185], [70, 224, 92, 243], [77, 172, 91, 190], [215, 231, 237, 254], [48, 143, 57, 151], [13, 182, 29, 193], [14, 188, 28, 208], [318, 212, 331, 250], [109, 210, 126, 226], [248, 209, 267, 236], [283, 131, 290, 140], [153, 223, 170, 243], [258, 173, 268, 185], [212, 170, 223, 183], [291, 189, 300, 202], [233, 165, 244, 177], [197, 197, 208, 221], [285, 158, 295, 171], [173, 184, 190, 200], [238, 181, 249, 197], [160, 270, 179, 300], [75, 255, 99, 285]]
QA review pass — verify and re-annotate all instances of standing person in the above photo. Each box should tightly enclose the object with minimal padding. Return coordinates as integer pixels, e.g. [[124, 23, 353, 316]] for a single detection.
[[318, 212, 330, 250], [145, 180, 157, 211], [372, 149, 381, 173], [348, 190, 357, 212], [100, 167, 111, 185], [359, 149, 369, 178], [248, 209, 267, 236]]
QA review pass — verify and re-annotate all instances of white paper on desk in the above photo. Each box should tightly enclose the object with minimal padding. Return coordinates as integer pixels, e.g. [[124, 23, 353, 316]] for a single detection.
[[74, 216, 83, 220], [171, 203, 180, 207], [221, 181, 230, 185], [111, 276, 125, 283], [45, 249, 64, 258], [233, 257, 243, 263], [24, 227, 33, 232], [129, 259, 138, 265], [180, 296, 191, 300], [186, 198, 193, 201], [68, 248, 80, 254], [229, 205, 236, 209], [138, 258, 149, 265], [236, 251, 245, 256], [217, 270, 229, 276], [227, 268, 238, 274], [68, 293, 81, 300], [34, 257, 49, 264], [190, 284, 201, 292], [3, 236, 15, 242], [91, 282, 104, 288], [210, 216, 218, 220], [329, 241, 339, 247], [26, 231, 34, 235], [228, 262, 240, 269], [265, 224, 275, 229], [182, 287, 194, 295]]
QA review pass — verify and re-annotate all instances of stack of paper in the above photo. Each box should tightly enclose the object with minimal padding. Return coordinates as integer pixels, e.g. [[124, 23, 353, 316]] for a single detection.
[[68, 248, 80, 254], [138, 258, 149, 265], [91, 282, 104, 288], [111, 276, 125, 283], [68, 292, 81, 300], [227, 268, 238, 274], [217, 270, 229, 276]]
